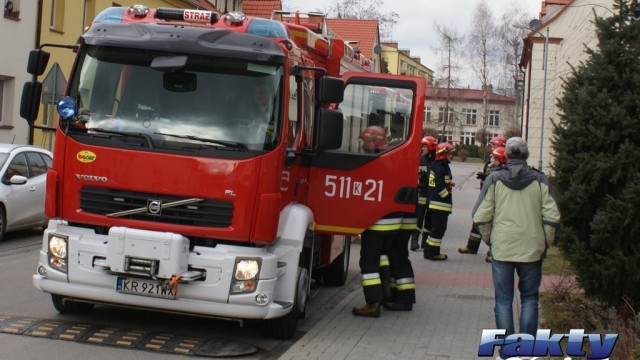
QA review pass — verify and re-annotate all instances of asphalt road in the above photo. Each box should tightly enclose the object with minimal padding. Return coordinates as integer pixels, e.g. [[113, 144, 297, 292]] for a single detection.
[[0, 228, 362, 360]]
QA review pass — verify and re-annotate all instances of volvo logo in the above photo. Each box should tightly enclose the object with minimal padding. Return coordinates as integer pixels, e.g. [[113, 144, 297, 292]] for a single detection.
[[75, 174, 108, 182], [147, 200, 163, 215]]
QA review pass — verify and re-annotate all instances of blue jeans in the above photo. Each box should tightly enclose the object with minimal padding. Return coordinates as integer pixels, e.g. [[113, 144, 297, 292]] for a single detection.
[[492, 260, 542, 359]]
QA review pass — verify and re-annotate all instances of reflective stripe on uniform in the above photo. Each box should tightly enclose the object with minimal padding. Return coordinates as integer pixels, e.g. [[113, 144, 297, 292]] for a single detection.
[[368, 217, 402, 231], [429, 201, 452, 212], [427, 236, 442, 246], [438, 188, 449, 198], [379, 255, 390, 267], [396, 277, 415, 291], [418, 197, 427, 205], [362, 272, 381, 286]]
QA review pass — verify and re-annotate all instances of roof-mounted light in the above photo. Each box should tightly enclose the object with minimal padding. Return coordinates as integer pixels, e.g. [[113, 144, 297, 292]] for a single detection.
[[225, 11, 247, 26], [128, 5, 149, 17], [155, 7, 220, 24]]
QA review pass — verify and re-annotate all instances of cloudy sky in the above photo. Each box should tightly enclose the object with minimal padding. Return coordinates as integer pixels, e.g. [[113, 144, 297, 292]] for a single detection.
[[282, 0, 541, 86]]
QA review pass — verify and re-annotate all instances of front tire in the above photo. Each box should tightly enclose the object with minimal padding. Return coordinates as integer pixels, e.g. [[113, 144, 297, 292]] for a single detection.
[[322, 236, 351, 286], [51, 294, 95, 314], [262, 268, 307, 339]]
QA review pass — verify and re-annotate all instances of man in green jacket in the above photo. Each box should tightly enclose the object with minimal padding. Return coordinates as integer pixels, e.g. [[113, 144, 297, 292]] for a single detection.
[[472, 137, 560, 360]]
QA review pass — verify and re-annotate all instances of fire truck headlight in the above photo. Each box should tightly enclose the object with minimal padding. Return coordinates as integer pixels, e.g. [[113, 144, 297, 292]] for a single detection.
[[234, 259, 260, 281], [48, 234, 68, 273]]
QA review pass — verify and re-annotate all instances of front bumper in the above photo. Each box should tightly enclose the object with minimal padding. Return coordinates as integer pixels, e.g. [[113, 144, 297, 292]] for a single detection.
[[33, 220, 298, 320]]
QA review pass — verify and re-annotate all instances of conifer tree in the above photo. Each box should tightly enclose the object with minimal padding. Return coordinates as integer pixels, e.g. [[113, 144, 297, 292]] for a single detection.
[[552, 0, 640, 311]]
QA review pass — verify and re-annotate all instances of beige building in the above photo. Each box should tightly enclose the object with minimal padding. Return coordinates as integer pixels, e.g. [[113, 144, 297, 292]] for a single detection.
[[1, 0, 38, 145], [424, 85, 517, 145], [519, 0, 614, 173], [381, 42, 433, 84]]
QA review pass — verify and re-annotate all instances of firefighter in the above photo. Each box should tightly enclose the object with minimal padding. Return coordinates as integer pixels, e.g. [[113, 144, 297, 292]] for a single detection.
[[411, 136, 437, 251], [424, 142, 455, 261], [353, 126, 394, 317], [458, 146, 508, 261], [459, 136, 506, 262], [476, 136, 506, 187]]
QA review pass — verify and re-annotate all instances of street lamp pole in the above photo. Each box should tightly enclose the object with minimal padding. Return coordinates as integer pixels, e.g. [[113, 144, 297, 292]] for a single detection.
[[539, 27, 549, 172]]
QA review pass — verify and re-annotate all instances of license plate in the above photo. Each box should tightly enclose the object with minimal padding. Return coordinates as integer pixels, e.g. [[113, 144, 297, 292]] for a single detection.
[[116, 277, 176, 299]]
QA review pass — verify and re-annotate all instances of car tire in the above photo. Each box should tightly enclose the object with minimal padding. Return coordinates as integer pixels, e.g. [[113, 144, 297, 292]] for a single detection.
[[51, 294, 95, 314]]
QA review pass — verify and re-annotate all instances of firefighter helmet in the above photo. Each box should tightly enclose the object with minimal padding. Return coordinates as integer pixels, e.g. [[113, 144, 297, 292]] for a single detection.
[[421, 136, 438, 151], [360, 126, 387, 152], [492, 146, 507, 164], [489, 136, 506, 147], [435, 142, 455, 161]]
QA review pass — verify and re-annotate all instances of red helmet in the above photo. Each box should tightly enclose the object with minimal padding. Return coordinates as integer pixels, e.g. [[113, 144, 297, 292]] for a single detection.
[[360, 126, 387, 152], [492, 146, 507, 164], [489, 136, 506, 147], [421, 136, 438, 151], [435, 142, 455, 161]]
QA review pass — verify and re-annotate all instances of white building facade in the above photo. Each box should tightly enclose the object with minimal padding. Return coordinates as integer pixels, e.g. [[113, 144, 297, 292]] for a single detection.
[[520, 0, 615, 173]]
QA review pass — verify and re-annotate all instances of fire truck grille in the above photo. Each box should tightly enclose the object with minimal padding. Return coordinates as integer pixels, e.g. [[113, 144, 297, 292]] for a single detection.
[[80, 187, 233, 227]]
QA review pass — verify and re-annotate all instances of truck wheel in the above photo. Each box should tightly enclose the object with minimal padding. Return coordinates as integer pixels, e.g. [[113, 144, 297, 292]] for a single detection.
[[262, 268, 307, 339], [322, 236, 351, 286], [51, 294, 94, 314]]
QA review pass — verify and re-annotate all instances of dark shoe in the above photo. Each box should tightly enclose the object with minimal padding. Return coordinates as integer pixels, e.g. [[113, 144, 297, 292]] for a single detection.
[[352, 302, 381, 318], [485, 256, 492, 263], [382, 302, 413, 311], [458, 246, 477, 254], [410, 239, 419, 251], [425, 253, 448, 261]]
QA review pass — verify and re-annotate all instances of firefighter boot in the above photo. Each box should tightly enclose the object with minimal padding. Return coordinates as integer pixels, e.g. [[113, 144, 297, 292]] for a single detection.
[[458, 238, 481, 254], [352, 302, 381, 318], [409, 232, 420, 251], [424, 244, 448, 261]]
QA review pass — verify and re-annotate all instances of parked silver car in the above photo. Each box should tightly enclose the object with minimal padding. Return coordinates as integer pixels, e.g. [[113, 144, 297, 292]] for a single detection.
[[0, 144, 52, 241]]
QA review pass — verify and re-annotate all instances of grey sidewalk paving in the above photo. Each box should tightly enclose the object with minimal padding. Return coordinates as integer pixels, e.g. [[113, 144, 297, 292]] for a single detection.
[[279, 162, 565, 360]]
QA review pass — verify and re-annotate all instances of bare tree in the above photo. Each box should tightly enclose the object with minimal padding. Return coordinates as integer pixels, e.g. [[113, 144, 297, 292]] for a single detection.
[[498, 8, 532, 130], [466, 0, 500, 147], [324, 0, 398, 40], [433, 22, 462, 142]]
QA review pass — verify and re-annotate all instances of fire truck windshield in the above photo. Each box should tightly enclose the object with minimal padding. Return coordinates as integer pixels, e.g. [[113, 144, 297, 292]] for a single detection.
[[65, 45, 283, 152]]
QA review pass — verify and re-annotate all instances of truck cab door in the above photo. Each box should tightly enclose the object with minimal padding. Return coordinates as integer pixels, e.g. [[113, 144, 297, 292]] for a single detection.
[[307, 73, 426, 235]]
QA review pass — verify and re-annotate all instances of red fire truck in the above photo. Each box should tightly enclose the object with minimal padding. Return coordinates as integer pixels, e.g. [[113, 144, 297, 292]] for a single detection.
[[22, 5, 426, 339]]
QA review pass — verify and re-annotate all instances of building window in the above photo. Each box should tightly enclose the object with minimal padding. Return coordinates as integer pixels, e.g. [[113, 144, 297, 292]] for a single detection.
[[50, 0, 65, 32], [441, 130, 453, 142], [488, 110, 500, 126], [424, 106, 431, 123], [461, 108, 477, 125], [438, 107, 454, 123], [461, 132, 476, 145]]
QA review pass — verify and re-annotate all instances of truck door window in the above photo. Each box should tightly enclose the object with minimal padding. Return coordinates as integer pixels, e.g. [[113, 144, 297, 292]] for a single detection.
[[303, 75, 315, 150], [287, 75, 299, 147], [337, 84, 414, 154]]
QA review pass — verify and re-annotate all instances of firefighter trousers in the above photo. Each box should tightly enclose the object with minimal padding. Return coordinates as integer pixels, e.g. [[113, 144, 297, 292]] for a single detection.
[[359, 229, 391, 305], [388, 229, 416, 304], [424, 211, 450, 257]]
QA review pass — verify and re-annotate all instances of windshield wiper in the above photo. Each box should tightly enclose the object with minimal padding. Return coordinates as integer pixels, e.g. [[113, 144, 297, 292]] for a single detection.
[[154, 132, 247, 151], [88, 128, 154, 148]]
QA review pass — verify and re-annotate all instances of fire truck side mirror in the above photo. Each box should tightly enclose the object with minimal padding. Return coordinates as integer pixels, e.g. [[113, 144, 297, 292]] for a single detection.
[[27, 50, 50, 76], [316, 76, 343, 104], [315, 108, 343, 150], [20, 81, 42, 124]]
